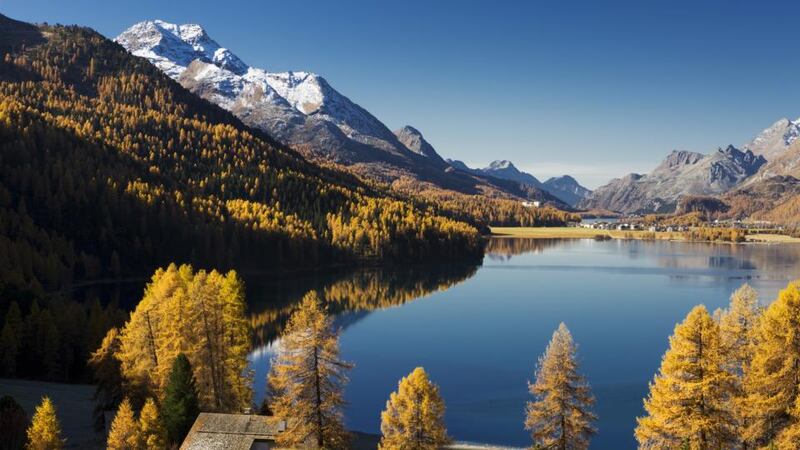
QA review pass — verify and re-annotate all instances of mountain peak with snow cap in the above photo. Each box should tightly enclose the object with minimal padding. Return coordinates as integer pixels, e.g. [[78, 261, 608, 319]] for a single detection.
[[116, 20, 248, 77]]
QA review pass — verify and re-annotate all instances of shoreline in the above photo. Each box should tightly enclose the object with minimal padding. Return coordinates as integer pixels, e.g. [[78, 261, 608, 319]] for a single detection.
[[489, 227, 800, 244]]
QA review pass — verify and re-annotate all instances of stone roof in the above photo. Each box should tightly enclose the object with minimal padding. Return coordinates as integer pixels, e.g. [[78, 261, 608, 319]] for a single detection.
[[180, 413, 286, 450]]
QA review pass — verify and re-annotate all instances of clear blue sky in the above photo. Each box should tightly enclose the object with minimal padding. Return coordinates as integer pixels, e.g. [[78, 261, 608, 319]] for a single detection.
[[3, 0, 800, 188]]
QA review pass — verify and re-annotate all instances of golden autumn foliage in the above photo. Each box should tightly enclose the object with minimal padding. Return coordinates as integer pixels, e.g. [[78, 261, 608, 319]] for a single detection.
[[25, 396, 64, 450], [379, 367, 450, 450], [115, 264, 251, 411], [0, 22, 482, 302], [525, 323, 596, 450], [636, 306, 736, 449], [717, 284, 761, 448], [106, 398, 139, 450], [138, 398, 167, 450], [267, 292, 352, 449], [743, 281, 800, 447]]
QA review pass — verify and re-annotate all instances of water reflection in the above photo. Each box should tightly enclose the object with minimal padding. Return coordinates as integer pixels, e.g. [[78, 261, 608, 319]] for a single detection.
[[484, 237, 562, 261], [247, 262, 480, 346], [243, 238, 800, 448]]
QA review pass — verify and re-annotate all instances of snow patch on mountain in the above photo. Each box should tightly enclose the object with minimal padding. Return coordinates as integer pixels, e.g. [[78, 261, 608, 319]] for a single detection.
[[116, 20, 409, 159]]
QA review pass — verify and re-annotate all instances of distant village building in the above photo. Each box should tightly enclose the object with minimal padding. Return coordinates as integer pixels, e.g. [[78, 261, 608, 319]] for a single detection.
[[521, 201, 541, 208], [180, 413, 286, 450]]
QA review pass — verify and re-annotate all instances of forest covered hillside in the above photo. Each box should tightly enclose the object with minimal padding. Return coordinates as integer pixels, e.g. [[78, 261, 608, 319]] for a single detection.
[[0, 15, 485, 300]]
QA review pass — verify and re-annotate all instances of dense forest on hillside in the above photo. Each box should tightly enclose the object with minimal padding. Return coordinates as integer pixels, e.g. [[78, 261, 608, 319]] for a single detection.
[[0, 19, 486, 302]]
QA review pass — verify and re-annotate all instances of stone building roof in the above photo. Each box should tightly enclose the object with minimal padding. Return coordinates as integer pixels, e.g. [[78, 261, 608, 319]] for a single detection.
[[180, 413, 286, 450]]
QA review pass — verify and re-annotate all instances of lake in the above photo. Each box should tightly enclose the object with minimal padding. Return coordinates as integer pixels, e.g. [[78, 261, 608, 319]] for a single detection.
[[247, 238, 800, 449]]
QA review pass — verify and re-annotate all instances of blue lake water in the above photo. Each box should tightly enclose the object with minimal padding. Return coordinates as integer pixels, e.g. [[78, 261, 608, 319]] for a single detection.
[[248, 238, 800, 449]]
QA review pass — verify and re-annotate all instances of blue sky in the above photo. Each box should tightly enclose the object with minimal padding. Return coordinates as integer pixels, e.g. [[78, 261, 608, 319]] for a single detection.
[[3, 0, 800, 188]]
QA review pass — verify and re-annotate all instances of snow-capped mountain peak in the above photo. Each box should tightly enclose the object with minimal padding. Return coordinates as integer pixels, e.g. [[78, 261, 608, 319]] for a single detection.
[[116, 20, 407, 158], [116, 20, 248, 78], [744, 117, 800, 160], [487, 160, 515, 170]]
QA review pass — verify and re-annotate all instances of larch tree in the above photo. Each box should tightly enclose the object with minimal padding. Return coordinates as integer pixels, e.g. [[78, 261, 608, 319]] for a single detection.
[[25, 397, 64, 450], [525, 323, 596, 450], [743, 281, 800, 446], [379, 367, 450, 450], [138, 398, 167, 450], [106, 398, 140, 450], [267, 291, 353, 449], [717, 284, 761, 448], [636, 305, 736, 449], [116, 264, 251, 411], [160, 353, 200, 447]]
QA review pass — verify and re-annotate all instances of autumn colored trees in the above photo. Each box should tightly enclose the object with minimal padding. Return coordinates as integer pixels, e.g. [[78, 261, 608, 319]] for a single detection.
[[635, 281, 800, 449], [525, 323, 596, 450], [109, 264, 251, 412], [379, 367, 450, 450], [0, 21, 484, 309], [106, 398, 167, 450], [267, 292, 353, 449], [25, 397, 63, 450]]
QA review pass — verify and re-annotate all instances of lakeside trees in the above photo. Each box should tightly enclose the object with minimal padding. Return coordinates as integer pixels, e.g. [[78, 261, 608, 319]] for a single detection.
[[635, 282, 800, 449], [379, 367, 450, 450], [115, 264, 251, 411], [267, 292, 353, 449], [636, 306, 736, 449], [525, 323, 596, 450]]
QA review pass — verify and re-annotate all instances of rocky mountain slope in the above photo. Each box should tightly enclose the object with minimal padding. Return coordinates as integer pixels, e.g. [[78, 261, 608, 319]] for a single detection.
[[542, 176, 592, 207], [116, 20, 555, 203], [743, 117, 800, 160], [580, 146, 766, 213]]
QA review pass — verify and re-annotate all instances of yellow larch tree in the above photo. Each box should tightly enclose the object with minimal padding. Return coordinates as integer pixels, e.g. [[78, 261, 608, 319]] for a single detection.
[[267, 291, 353, 449], [379, 366, 450, 450], [743, 280, 800, 447], [106, 398, 140, 450], [138, 398, 167, 450], [115, 264, 252, 412], [525, 323, 596, 450], [717, 283, 761, 448], [636, 305, 736, 449], [26, 396, 64, 450]]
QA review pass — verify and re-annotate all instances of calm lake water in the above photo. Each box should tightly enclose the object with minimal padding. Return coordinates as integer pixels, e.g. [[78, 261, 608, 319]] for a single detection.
[[248, 238, 800, 449]]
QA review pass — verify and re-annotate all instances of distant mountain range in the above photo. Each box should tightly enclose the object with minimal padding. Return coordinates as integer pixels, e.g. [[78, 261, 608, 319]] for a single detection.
[[579, 146, 766, 213], [115, 20, 573, 207], [445, 159, 591, 206], [577, 116, 800, 217]]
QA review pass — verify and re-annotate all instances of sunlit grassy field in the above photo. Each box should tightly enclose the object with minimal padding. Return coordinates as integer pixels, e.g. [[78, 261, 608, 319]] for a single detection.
[[490, 227, 800, 243]]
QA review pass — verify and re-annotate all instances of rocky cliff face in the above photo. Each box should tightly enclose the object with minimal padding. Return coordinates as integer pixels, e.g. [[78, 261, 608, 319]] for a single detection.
[[579, 146, 765, 213]]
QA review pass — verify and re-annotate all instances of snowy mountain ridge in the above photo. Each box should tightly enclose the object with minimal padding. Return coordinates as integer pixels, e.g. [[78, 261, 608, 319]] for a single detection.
[[115, 20, 407, 159]]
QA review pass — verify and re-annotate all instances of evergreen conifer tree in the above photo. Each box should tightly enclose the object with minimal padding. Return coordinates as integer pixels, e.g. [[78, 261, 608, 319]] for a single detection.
[[0, 302, 22, 377], [160, 354, 200, 446], [0, 395, 29, 450]]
